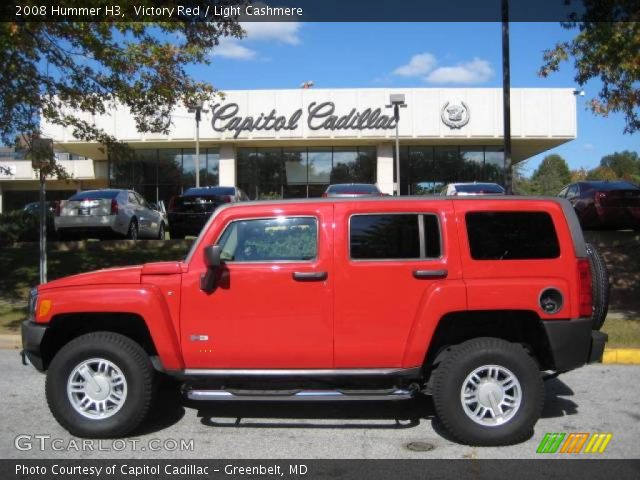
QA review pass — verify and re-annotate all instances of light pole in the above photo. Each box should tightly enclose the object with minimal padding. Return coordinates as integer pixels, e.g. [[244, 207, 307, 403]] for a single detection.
[[501, 0, 513, 194], [188, 101, 208, 188], [30, 138, 54, 284], [386, 94, 407, 196]]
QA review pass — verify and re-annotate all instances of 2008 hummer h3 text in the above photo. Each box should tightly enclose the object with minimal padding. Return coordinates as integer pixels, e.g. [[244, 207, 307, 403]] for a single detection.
[[21, 196, 609, 445]]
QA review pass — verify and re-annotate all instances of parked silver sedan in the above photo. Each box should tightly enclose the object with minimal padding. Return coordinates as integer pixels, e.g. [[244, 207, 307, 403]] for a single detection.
[[55, 189, 166, 240]]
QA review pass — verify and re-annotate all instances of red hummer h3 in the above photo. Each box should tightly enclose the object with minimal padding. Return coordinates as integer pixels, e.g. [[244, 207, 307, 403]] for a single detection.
[[22, 196, 609, 445]]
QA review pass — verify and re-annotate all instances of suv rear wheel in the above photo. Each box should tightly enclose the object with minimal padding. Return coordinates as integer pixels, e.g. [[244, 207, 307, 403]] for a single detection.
[[432, 337, 544, 446], [585, 243, 609, 330], [45, 332, 155, 438]]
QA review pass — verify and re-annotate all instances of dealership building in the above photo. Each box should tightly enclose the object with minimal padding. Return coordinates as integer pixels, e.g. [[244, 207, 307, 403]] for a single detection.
[[0, 87, 577, 212]]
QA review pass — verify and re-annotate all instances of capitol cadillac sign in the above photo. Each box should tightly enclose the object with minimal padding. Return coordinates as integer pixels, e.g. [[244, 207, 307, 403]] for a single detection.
[[209, 100, 470, 138]]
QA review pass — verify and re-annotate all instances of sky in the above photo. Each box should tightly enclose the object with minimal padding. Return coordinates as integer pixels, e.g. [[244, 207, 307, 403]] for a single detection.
[[186, 22, 638, 177]]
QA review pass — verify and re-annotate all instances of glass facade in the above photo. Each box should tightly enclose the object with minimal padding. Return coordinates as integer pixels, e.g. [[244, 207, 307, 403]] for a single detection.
[[104, 144, 504, 206], [237, 146, 376, 200], [396, 145, 505, 195], [110, 148, 219, 205]]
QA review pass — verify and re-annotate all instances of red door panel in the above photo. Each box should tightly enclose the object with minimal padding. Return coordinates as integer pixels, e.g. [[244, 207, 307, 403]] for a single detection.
[[333, 200, 461, 368], [180, 204, 334, 369]]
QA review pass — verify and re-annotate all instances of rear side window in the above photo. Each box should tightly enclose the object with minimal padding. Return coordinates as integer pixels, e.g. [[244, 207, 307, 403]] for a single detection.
[[217, 217, 317, 262], [69, 190, 119, 201], [466, 211, 560, 260], [350, 214, 441, 260]]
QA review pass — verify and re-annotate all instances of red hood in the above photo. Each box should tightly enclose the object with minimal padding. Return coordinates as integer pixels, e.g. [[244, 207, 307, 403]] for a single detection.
[[39, 265, 143, 291]]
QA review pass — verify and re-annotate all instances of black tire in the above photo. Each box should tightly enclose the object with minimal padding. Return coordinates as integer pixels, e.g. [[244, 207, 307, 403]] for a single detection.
[[432, 337, 544, 446], [585, 243, 609, 330], [157, 222, 165, 240], [45, 332, 155, 438], [127, 219, 138, 240]]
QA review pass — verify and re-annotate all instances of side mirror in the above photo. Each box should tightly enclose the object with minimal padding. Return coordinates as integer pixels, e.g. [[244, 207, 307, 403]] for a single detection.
[[200, 245, 222, 293], [204, 245, 222, 268]]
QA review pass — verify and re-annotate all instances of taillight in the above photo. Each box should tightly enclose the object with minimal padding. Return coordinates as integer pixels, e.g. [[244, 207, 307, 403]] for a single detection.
[[168, 196, 176, 212], [577, 258, 593, 318], [54, 202, 61, 216], [222, 195, 232, 203], [110, 198, 118, 215], [595, 191, 607, 206], [321, 193, 328, 198]]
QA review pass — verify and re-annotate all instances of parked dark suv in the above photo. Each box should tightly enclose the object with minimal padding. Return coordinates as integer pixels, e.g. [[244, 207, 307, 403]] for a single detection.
[[168, 186, 248, 239], [558, 181, 640, 230]]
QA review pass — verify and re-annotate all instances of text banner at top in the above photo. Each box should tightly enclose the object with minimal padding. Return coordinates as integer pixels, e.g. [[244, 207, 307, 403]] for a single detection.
[[4, 0, 640, 22]]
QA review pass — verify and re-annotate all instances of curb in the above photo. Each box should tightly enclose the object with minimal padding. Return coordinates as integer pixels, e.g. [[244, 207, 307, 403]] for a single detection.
[[1, 334, 639, 364], [602, 348, 640, 365]]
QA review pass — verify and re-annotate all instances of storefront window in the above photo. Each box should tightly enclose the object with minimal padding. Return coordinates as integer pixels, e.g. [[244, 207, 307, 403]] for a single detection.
[[308, 148, 332, 185], [205, 150, 220, 187], [399, 145, 505, 195], [408, 146, 435, 195], [237, 146, 376, 200], [110, 147, 218, 207], [460, 147, 485, 182], [157, 149, 182, 187], [284, 148, 308, 198], [484, 147, 505, 183], [331, 147, 376, 185]]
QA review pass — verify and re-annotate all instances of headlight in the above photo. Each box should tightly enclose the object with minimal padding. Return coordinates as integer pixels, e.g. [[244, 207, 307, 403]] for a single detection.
[[27, 288, 38, 322]]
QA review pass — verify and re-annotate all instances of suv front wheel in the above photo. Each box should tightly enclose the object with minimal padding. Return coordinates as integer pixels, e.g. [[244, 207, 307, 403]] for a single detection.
[[432, 337, 544, 446], [45, 332, 155, 438]]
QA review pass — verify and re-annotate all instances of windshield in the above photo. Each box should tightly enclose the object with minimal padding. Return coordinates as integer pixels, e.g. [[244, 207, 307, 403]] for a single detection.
[[184, 187, 235, 196], [455, 184, 505, 194], [327, 184, 380, 194]]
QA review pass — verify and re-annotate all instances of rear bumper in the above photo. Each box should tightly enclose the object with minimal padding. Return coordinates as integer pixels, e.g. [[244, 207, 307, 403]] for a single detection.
[[168, 214, 209, 236], [55, 215, 128, 236], [542, 317, 608, 372], [21, 320, 48, 372]]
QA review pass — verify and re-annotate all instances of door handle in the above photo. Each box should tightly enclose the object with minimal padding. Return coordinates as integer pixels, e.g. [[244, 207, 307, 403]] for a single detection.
[[293, 271, 328, 281], [413, 269, 448, 279]]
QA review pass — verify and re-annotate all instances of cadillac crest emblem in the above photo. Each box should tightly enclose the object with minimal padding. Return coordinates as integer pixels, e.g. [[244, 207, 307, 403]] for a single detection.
[[441, 101, 470, 129]]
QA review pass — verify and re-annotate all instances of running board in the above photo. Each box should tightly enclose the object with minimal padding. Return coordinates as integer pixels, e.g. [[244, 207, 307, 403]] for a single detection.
[[186, 387, 418, 402]]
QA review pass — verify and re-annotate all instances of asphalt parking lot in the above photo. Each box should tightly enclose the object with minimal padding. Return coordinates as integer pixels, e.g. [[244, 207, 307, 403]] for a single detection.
[[1, 350, 638, 460]]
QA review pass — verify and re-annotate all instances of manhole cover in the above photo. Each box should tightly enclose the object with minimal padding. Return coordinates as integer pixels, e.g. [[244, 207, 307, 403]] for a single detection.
[[405, 441, 435, 452]]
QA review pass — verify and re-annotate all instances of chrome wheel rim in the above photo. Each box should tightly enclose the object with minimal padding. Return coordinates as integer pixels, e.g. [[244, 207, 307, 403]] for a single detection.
[[460, 365, 521, 426], [67, 358, 128, 419]]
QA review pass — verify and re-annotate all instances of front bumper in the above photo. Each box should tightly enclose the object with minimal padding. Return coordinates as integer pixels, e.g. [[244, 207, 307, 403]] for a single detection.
[[21, 320, 48, 372], [542, 317, 608, 372]]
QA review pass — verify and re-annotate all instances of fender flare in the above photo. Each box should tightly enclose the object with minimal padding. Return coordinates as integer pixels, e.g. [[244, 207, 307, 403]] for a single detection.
[[38, 284, 184, 370]]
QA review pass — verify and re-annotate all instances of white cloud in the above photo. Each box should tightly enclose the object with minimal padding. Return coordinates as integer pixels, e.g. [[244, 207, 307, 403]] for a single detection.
[[211, 38, 257, 60], [425, 58, 494, 84], [393, 53, 436, 77], [210, 22, 302, 61], [583, 143, 595, 151], [241, 22, 301, 45]]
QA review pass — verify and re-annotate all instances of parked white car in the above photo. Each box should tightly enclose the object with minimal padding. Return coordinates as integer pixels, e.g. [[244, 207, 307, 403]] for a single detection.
[[55, 189, 165, 240]]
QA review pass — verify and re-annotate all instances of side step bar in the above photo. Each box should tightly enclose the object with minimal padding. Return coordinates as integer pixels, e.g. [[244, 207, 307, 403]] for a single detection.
[[186, 387, 418, 402]]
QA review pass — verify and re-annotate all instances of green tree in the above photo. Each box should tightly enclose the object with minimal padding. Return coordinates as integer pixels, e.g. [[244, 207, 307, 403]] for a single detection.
[[600, 150, 640, 180], [586, 166, 617, 180], [570, 167, 589, 182], [539, 1, 640, 134], [530, 154, 572, 195], [0, 2, 244, 152]]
